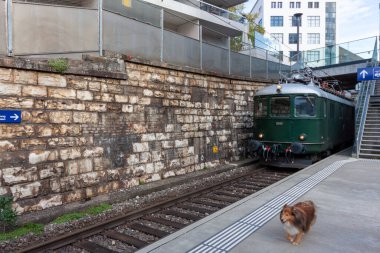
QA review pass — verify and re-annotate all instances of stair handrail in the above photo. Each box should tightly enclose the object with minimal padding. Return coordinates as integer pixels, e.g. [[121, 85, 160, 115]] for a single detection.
[[352, 39, 378, 158]]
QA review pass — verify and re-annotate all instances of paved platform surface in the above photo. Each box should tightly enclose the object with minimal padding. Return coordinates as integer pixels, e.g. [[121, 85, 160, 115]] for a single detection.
[[137, 149, 380, 253]]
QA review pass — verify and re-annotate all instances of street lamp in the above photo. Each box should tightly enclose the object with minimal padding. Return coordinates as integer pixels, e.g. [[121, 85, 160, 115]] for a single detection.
[[294, 13, 303, 64]]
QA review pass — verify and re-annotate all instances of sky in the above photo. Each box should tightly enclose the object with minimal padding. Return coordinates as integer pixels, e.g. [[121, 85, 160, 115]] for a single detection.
[[243, 0, 379, 44]]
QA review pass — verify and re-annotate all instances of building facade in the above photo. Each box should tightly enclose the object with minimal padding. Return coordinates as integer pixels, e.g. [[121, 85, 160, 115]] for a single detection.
[[251, 0, 337, 62]]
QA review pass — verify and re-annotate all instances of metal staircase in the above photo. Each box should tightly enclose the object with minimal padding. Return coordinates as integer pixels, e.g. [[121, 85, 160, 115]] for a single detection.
[[359, 81, 380, 159]]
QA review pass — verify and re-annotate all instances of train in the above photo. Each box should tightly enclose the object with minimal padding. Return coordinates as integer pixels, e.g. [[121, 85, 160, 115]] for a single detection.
[[249, 70, 355, 168]]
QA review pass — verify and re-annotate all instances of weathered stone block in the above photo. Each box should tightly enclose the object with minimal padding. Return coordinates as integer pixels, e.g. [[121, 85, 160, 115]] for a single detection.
[[77, 172, 100, 187], [0, 140, 16, 152], [122, 104, 133, 113], [48, 88, 76, 99], [175, 139, 188, 148], [40, 162, 64, 179], [0, 68, 12, 81], [126, 154, 139, 165], [11, 182, 41, 200], [133, 142, 149, 153], [77, 90, 93, 101], [38, 73, 66, 87], [67, 158, 93, 175], [0, 83, 21, 96], [86, 102, 107, 112], [49, 111, 73, 124], [2, 166, 37, 184], [31, 150, 58, 164], [129, 96, 139, 104], [141, 133, 156, 142], [73, 112, 98, 124], [83, 147, 104, 158], [0, 97, 34, 108], [38, 195, 63, 210], [115, 95, 129, 103], [22, 86, 47, 97], [13, 70, 37, 84], [60, 147, 81, 160]]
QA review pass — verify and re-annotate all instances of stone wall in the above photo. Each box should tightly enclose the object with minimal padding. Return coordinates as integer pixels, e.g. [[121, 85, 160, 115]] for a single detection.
[[0, 58, 267, 214]]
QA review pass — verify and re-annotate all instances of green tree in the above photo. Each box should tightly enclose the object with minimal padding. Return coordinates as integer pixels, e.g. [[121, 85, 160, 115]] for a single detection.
[[228, 4, 265, 51]]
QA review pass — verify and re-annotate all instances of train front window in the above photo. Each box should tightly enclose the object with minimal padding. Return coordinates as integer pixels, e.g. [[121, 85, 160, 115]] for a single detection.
[[254, 97, 268, 117], [295, 96, 316, 117], [271, 97, 290, 116]]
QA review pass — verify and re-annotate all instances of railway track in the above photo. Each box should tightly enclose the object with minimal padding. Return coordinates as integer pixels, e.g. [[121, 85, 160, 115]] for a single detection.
[[19, 166, 295, 253]]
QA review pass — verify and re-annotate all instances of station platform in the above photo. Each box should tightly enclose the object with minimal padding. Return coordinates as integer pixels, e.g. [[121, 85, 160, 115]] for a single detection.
[[137, 149, 380, 253]]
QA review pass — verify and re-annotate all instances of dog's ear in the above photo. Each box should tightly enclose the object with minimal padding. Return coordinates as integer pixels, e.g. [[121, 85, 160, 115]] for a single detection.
[[292, 207, 307, 231]]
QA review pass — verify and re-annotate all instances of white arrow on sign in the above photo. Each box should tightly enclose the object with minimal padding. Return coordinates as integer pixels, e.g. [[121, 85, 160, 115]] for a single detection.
[[360, 69, 369, 79], [10, 114, 19, 121]]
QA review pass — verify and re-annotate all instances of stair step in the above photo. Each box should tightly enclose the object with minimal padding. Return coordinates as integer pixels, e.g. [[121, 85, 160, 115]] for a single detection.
[[359, 154, 380, 159], [361, 144, 380, 148]]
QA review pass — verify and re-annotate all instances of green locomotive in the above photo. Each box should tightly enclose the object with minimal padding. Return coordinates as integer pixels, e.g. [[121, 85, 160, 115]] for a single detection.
[[251, 73, 355, 168]]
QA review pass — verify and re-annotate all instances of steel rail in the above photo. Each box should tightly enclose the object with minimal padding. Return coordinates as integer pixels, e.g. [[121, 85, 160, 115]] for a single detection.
[[18, 165, 271, 253]]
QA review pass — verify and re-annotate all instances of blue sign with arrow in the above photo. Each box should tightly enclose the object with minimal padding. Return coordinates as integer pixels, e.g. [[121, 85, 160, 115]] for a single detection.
[[357, 67, 380, 81], [0, 110, 22, 123]]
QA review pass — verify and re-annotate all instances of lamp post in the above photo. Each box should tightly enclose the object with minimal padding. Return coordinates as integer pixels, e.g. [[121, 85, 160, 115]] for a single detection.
[[294, 13, 303, 64]]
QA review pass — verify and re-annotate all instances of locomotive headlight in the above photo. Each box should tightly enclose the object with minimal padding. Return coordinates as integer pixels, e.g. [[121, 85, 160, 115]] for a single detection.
[[299, 134, 306, 141], [276, 84, 282, 93], [258, 133, 264, 139]]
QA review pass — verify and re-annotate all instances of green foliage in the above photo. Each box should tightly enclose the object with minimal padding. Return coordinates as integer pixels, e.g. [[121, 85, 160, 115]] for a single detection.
[[228, 4, 266, 49], [52, 203, 113, 224], [48, 58, 69, 73], [0, 196, 17, 232], [86, 204, 112, 215], [138, 178, 146, 185], [0, 223, 43, 241], [52, 212, 86, 224]]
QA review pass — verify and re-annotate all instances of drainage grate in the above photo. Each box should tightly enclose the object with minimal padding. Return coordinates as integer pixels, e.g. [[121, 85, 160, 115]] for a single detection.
[[187, 160, 354, 253]]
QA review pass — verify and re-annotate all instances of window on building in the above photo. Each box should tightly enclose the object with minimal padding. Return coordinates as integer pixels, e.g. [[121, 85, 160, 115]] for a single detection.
[[314, 2, 319, 8], [306, 51, 320, 62], [326, 2, 336, 12], [289, 33, 302, 44], [307, 33, 320, 44], [271, 2, 276, 8], [307, 16, 320, 27], [308, 2, 313, 8], [290, 2, 294, 8], [290, 51, 298, 61], [271, 33, 284, 43], [290, 16, 302, 26], [296, 2, 301, 8], [278, 2, 283, 8], [271, 16, 284, 26]]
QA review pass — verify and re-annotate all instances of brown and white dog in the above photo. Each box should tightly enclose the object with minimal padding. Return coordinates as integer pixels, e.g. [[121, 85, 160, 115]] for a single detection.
[[280, 201, 316, 245]]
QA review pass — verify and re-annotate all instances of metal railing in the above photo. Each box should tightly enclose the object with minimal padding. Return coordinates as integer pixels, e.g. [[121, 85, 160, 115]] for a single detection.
[[301, 37, 377, 68], [352, 39, 378, 158], [1, 0, 290, 80]]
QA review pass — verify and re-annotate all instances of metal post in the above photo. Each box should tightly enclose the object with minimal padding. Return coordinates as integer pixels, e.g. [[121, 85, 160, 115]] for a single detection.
[[249, 46, 252, 78], [5, 0, 13, 56], [200, 25, 203, 70], [98, 0, 103, 56], [160, 9, 164, 62], [266, 50, 268, 79], [228, 37, 231, 75], [294, 13, 303, 65]]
